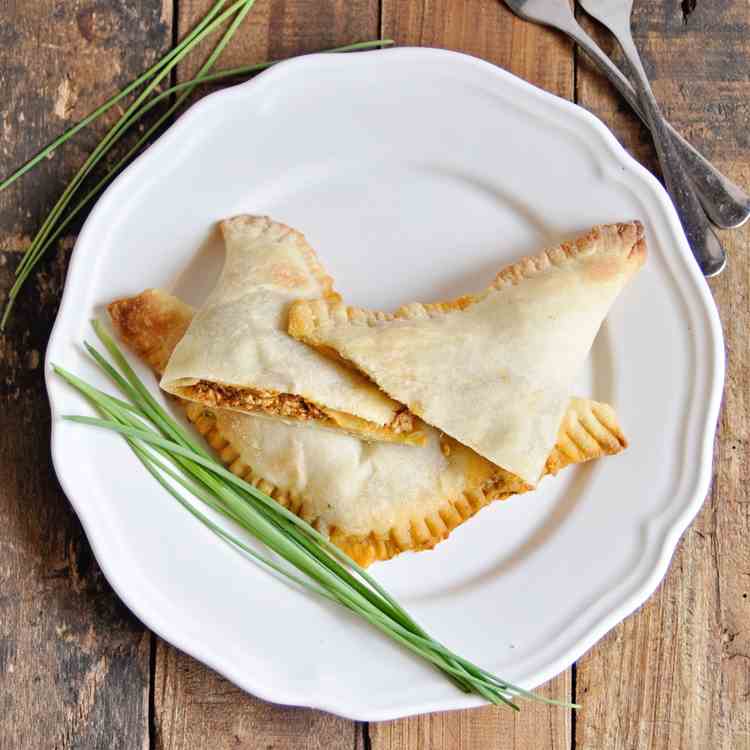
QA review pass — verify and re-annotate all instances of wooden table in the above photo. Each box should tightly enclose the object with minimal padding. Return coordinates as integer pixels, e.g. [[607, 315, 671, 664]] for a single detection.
[[1, 2, 748, 748]]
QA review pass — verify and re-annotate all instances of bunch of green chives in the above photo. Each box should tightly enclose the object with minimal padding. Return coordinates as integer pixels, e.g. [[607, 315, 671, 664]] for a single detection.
[[53, 320, 579, 711], [0, 0, 392, 329]]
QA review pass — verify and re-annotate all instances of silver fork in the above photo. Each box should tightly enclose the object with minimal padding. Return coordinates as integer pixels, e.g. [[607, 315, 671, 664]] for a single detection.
[[576, 0, 724, 275], [503, 1, 748, 232], [504, 2, 747, 271]]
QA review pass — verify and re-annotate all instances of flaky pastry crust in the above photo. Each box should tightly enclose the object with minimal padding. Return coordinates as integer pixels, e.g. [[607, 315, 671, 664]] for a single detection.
[[109, 289, 627, 566], [159, 215, 424, 445], [288, 222, 645, 485]]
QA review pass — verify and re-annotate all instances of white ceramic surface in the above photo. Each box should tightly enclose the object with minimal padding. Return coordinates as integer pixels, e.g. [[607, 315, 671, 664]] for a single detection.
[[45, 48, 724, 720]]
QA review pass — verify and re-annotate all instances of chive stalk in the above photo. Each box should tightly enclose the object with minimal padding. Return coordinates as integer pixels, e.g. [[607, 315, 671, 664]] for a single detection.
[[52, 322, 580, 711], [3, 0, 255, 329], [0, 0, 391, 329]]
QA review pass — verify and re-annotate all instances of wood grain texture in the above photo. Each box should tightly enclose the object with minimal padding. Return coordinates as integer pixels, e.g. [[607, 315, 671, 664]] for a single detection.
[[0, 3, 171, 749], [382, 0, 574, 98], [2, 1, 749, 749], [371, 1, 576, 747], [153, 645, 364, 749], [150, 2, 378, 748], [177, 0, 380, 80], [575, 3, 750, 749], [0, 250, 151, 750], [0, 0, 173, 253], [369, 673, 571, 750]]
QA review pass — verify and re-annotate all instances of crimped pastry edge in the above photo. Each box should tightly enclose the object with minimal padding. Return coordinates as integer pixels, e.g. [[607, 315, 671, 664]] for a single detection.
[[166, 215, 424, 440], [182, 398, 625, 567], [108, 289, 627, 567], [220, 214, 340, 303], [287, 221, 646, 337]]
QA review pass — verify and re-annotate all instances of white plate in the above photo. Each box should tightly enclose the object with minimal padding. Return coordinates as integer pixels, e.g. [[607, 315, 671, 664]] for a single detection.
[[45, 48, 724, 720]]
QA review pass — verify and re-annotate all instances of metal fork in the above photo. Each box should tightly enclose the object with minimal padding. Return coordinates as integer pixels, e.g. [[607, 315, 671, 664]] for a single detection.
[[504, 1, 748, 250], [575, 0, 725, 275]]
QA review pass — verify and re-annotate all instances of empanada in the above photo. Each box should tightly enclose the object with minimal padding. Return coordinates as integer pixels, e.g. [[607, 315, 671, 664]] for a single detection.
[[289, 222, 645, 485], [159, 216, 423, 445], [109, 290, 627, 566]]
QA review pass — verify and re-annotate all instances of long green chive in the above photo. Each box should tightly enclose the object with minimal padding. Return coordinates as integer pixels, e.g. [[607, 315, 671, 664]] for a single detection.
[[0, 0, 233, 194], [12, 0, 249, 278], [86, 391, 334, 599], [0, 0, 390, 331], [2, 0, 255, 329], [0, 36, 390, 198], [51, 322, 579, 711], [0, 39, 395, 323]]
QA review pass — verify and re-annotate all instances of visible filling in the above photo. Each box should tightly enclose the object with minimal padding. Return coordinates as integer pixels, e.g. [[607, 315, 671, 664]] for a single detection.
[[389, 408, 415, 434], [182, 380, 415, 434], [185, 381, 327, 421], [481, 469, 530, 500]]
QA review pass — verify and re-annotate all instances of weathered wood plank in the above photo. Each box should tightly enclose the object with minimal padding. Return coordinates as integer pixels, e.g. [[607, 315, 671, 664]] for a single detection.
[[370, 1, 575, 747], [4, 3, 745, 749], [575, 3, 750, 749], [0, 3, 172, 749], [369, 673, 571, 750], [382, 0, 574, 98], [151, 3, 378, 748], [0, 254, 152, 750], [154, 645, 365, 750], [0, 0, 173, 252], [177, 0, 380, 80]]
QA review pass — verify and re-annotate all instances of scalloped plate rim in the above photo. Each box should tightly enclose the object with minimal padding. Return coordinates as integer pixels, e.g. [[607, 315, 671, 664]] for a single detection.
[[44, 47, 724, 720]]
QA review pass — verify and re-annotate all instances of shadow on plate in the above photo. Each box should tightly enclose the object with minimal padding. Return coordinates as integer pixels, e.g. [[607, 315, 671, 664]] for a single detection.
[[402, 323, 617, 602], [169, 223, 225, 307]]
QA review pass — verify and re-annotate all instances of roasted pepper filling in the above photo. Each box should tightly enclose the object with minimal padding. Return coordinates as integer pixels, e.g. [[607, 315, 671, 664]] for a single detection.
[[181, 380, 416, 436]]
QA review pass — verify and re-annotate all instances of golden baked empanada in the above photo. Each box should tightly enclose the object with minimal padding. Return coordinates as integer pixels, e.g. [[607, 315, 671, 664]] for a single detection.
[[109, 289, 627, 567], [158, 216, 423, 445], [289, 222, 645, 485]]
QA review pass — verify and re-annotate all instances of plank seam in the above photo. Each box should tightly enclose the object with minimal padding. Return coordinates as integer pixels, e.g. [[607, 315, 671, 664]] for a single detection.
[[571, 662, 577, 749], [572, 9, 579, 107], [362, 722, 372, 750], [148, 634, 157, 749], [171, 0, 180, 93]]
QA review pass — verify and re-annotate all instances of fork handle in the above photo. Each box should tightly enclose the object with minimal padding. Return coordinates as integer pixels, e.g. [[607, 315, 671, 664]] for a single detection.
[[615, 34, 726, 276], [566, 24, 750, 231]]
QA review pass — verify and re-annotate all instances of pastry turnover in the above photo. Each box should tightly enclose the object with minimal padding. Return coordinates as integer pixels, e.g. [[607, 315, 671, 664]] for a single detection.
[[109, 289, 628, 567], [289, 222, 646, 486], [158, 215, 423, 445]]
